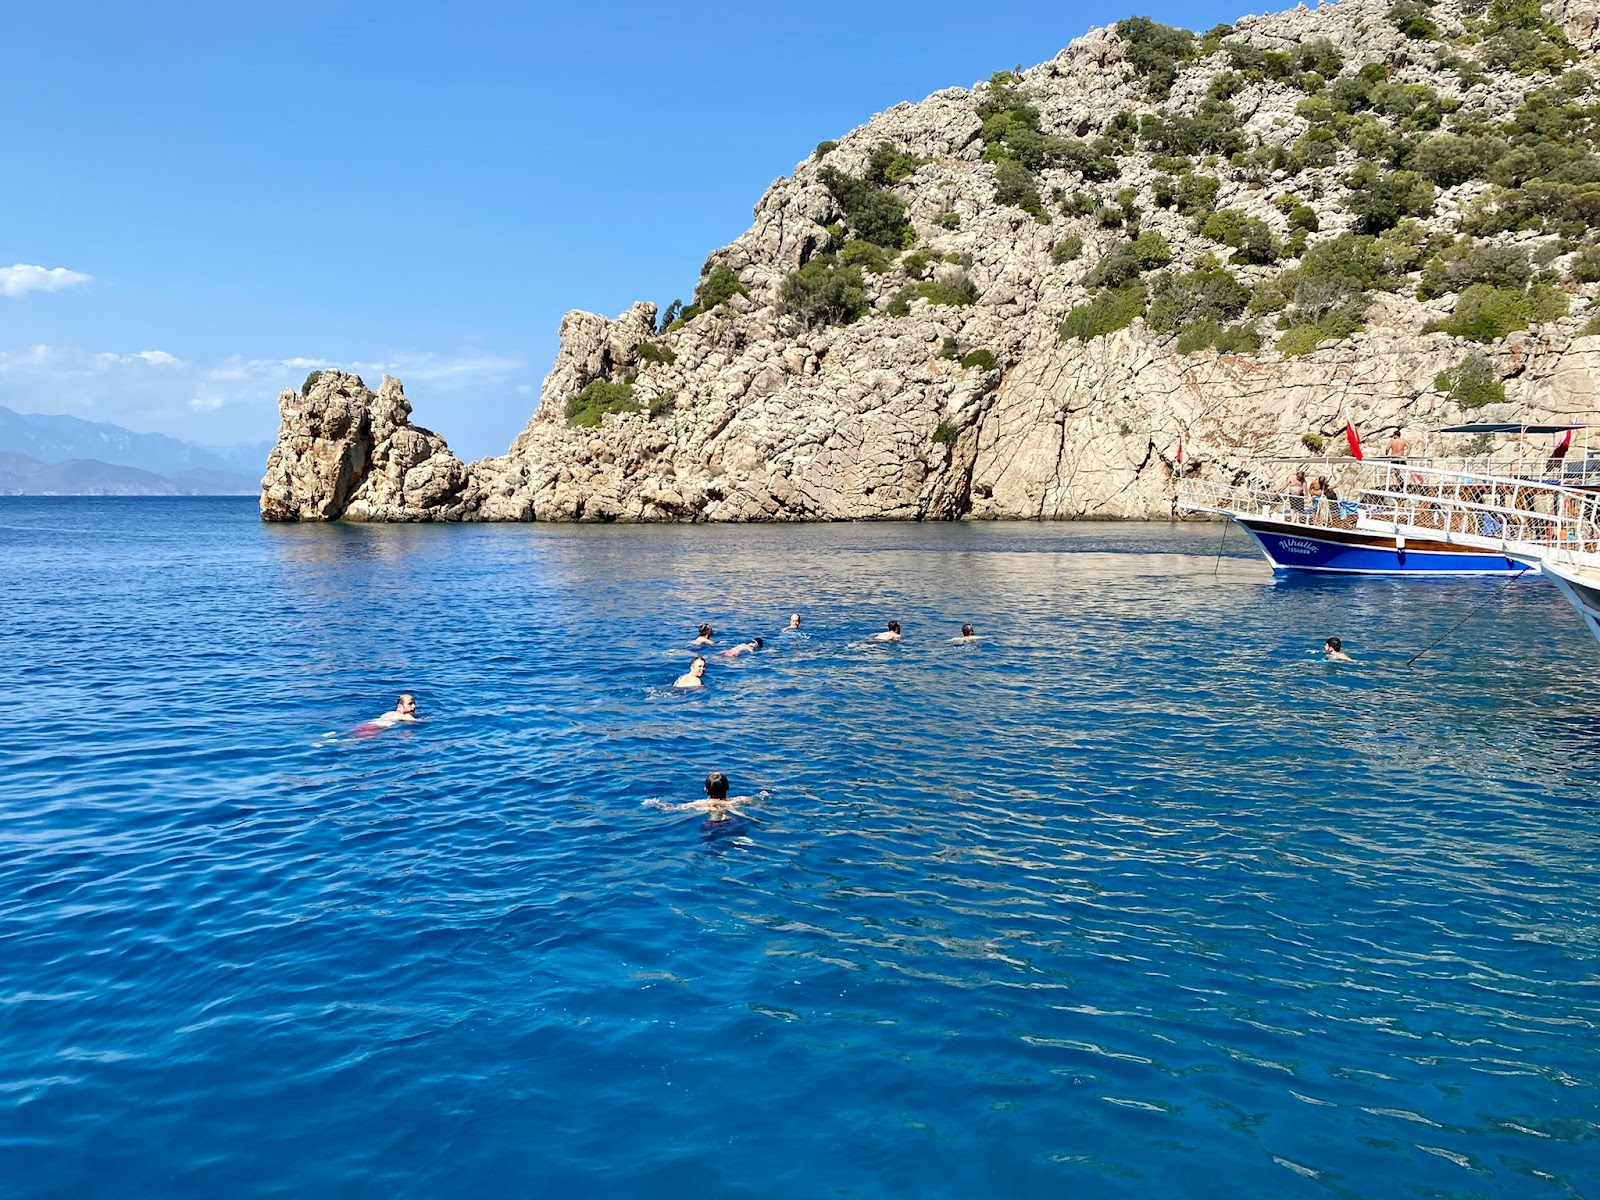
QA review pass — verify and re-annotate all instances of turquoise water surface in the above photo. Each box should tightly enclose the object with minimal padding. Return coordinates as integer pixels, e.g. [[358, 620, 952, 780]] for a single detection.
[[3, 497, 1597, 1198]]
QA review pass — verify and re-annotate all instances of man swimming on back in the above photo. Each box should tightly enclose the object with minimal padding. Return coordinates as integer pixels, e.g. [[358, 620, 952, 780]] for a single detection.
[[720, 637, 764, 658], [351, 694, 418, 737]]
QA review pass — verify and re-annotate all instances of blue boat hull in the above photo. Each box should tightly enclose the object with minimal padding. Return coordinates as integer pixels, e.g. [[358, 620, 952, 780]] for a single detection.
[[1235, 517, 1529, 576]]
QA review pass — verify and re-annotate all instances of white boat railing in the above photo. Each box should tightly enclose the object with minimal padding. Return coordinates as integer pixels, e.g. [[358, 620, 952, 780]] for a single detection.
[[1178, 464, 1600, 562]]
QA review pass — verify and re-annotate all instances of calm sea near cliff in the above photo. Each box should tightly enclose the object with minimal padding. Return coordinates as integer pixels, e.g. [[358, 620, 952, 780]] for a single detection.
[[4, 496, 1598, 1198]]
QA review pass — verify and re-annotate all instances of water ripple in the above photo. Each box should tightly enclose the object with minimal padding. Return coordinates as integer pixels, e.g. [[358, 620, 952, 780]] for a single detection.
[[1, 499, 1597, 1198]]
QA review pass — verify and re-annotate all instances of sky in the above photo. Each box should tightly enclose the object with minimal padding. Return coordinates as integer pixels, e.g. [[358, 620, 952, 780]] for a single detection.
[[1, 0, 1241, 459]]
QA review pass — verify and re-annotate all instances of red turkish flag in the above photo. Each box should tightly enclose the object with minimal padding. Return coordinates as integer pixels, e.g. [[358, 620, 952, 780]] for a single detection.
[[1345, 420, 1363, 461]]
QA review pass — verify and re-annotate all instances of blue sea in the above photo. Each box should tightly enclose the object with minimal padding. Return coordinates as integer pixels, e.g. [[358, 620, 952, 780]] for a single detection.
[[3, 497, 1598, 1198]]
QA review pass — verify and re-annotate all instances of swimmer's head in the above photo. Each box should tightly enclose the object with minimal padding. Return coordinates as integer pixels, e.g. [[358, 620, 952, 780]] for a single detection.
[[752, 637, 764, 649], [788, 613, 801, 629], [887, 621, 901, 634], [705, 771, 730, 800], [1324, 637, 1342, 653], [689, 656, 706, 675], [698, 624, 713, 638], [961, 624, 975, 637], [397, 694, 416, 714]]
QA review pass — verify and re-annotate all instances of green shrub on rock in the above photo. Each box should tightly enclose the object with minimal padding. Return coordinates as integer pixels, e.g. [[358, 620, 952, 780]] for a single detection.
[[301, 370, 323, 396], [679, 264, 747, 322], [818, 165, 913, 249], [1086, 232, 1173, 289], [1433, 353, 1506, 406], [866, 140, 923, 186], [1390, 0, 1439, 41], [839, 239, 893, 273], [636, 341, 677, 365], [1425, 282, 1568, 341], [1258, 233, 1395, 348], [814, 140, 839, 160], [919, 271, 980, 307], [566, 379, 641, 428], [959, 348, 998, 370], [1198, 208, 1280, 264], [648, 392, 677, 419], [1116, 17, 1196, 101], [1051, 234, 1085, 264], [1345, 165, 1435, 233], [780, 257, 869, 328], [1417, 241, 1532, 298], [1146, 267, 1251, 334], [1568, 242, 1600, 283], [1060, 283, 1147, 342]]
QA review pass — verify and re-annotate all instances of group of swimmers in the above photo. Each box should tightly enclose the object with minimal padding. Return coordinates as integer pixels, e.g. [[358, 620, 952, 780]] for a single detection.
[[671, 613, 980, 689]]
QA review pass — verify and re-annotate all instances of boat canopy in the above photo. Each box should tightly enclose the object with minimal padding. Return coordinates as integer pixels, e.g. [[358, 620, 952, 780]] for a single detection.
[[1435, 423, 1589, 434]]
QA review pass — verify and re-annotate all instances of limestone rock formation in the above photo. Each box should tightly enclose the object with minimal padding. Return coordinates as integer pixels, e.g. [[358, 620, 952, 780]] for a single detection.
[[261, 372, 468, 521], [264, 0, 1600, 523]]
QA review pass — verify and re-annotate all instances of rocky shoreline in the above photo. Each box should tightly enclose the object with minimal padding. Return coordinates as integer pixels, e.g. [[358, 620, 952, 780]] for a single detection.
[[262, 0, 1600, 523]]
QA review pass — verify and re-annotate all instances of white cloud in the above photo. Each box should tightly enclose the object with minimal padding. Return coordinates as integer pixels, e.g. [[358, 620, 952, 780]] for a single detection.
[[0, 263, 93, 297], [132, 349, 179, 366]]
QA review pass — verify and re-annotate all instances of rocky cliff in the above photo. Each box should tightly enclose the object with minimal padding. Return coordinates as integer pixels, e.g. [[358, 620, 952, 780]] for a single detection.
[[263, 0, 1600, 522]]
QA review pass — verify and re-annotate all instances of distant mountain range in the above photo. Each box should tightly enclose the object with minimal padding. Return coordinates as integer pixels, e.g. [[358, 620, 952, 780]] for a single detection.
[[0, 405, 269, 495]]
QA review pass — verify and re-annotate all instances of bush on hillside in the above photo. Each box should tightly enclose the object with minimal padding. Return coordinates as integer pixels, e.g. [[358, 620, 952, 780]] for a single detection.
[[1085, 232, 1173, 289], [648, 392, 677, 420], [866, 141, 923, 186], [636, 341, 677, 365], [780, 257, 869, 328], [1433, 353, 1506, 406], [679, 264, 747, 322], [993, 158, 1048, 220], [1051, 234, 1085, 264], [1568, 242, 1600, 283], [919, 270, 980, 307], [1345, 166, 1435, 233], [1146, 267, 1250, 334], [959, 348, 998, 370], [1198, 208, 1280, 264], [301, 370, 323, 396], [839, 239, 893, 273], [1116, 17, 1196, 100], [1407, 133, 1499, 187], [1059, 282, 1147, 342], [818, 165, 913, 249], [1424, 281, 1568, 341], [566, 379, 641, 428], [1416, 241, 1532, 298], [814, 140, 838, 160], [1389, 0, 1439, 40]]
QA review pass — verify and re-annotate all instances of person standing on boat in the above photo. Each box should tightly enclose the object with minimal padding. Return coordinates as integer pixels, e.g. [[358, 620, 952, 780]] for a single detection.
[[1307, 475, 1326, 521], [1387, 430, 1411, 460], [1282, 470, 1308, 520]]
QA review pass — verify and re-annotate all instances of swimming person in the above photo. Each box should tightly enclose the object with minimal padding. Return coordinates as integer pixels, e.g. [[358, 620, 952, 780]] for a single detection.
[[1323, 637, 1354, 663], [373, 694, 418, 725], [950, 624, 979, 643], [872, 621, 902, 643], [349, 694, 418, 738], [691, 624, 715, 646], [720, 637, 764, 658], [643, 771, 761, 823], [786, 613, 802, 631], [674, 656, 707, 688]]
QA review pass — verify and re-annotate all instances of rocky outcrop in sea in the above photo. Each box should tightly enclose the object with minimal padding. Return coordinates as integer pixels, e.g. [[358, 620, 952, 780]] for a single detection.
[[262, 0, 1600, 522]]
